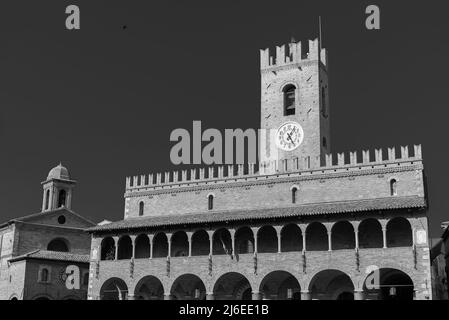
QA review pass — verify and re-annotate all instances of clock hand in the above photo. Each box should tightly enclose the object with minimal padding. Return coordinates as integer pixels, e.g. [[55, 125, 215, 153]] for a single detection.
[[286, 132, 295, 145]]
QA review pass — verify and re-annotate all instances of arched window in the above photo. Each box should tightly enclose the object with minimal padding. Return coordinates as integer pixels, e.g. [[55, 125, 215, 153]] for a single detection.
[[40, 268, 49, 282], [139, 201, 144, 216], [390, 179, 397, 196], [208, 194, 214, 210], [291, 187, 298, 204], [283, 85, 296, 116], [47, 238, 69, 252], [45, 190, 50, 210], [58, 189, 66, 207]]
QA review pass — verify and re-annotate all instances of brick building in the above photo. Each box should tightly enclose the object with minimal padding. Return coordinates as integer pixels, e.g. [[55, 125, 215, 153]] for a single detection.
[[431, 222, 449, 299], [0, 164, 94, 300], [87, 38, 432, 300]]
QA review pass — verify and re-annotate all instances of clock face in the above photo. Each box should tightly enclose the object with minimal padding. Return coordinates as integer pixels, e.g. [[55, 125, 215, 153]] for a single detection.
[[276, 122, 304, 151]]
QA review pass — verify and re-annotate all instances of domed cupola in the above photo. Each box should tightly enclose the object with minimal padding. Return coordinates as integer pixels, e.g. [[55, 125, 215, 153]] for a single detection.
[[41, 163, 76, 212]]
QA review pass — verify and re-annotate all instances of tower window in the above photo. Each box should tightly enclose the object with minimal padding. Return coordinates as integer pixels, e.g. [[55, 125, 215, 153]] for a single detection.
[[45, 190, 50, 210], [292, 187, 298, 204], [390, 179, 397, 196], [208, 194, 214, 210], [139, 201, 144, 216], [322, 137, 327, 148], [321, 87, 326, 117], [58, 189, 66, 207], [283, 85, 296, 116]]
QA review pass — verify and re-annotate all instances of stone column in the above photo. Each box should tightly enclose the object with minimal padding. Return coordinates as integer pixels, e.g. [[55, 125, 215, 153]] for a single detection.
[[207, 230, 214, 256], [251, 227, 259, 254], [302, 231, 307, 252], [275, 226, 282, 253], [230, 229, 236, 258], [354, 230, 359, 250], [149, 234, 154, 259], [206, 293, 215, 300], [354, 290, 364, 300], [187, 232, 193, 257], [382, 226, 387, 249], [167, 233, 172, 258], [130, 235, 136, 259], [113, 236, 119, 260], [252, 291, 262, 300], [164, 294, 172, 300], [327, 230, 332, 251], [301, 290, 311, 300]]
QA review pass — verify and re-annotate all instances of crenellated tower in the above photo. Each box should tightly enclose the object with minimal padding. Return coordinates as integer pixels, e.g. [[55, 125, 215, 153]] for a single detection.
[[259, 38, 330, 173]]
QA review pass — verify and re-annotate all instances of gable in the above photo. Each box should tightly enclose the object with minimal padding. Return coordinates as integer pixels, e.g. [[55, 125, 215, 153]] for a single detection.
[[16, 208, 95, 229]]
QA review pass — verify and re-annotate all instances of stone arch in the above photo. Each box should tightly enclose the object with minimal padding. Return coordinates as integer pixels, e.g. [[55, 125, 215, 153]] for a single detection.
[[358, 218, 383, 249], [306, 222, 328, 251], [281, 224, 302, 252], [171, 231, 189, 257], [117, 235, 132, 260], [191, 230, 210, 256], [100, 237, 115, 260], [257, 225, 278, 253], [213, 272, 252, 300], [235, 226, 254, 255], [170, 274, 206, 300], [153, 232, 168, 258], [386, 217, 413, 247], [47, 237, 70, 252], [134, 275, 164, 300], [100, 277, 129, 300], [259, 270, 301, 300], [213, 228, 232, 255], [33, 294, 53, 300], [362, 268, 414, 300], [135, 234, 150, 259], [331, 221, 355, 250], [308, 269, 355, 300]]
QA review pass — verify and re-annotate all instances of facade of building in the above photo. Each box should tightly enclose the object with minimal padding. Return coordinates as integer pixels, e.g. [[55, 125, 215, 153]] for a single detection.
[[0, 164, 94, 300], [431, 222, 449, 299], [87, 38, 432, 300]]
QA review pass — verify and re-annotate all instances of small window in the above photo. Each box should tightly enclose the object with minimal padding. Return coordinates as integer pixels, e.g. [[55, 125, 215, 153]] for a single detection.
[[208, 194, 214, 210], [39, 268, 50, 283], [83, 273, 89, 286], [57, 215, 66, 224], [139, 201, 144, 216], [292, 187, 298, 204], [283, 85, 296, 116], [45, 190, 50, 210], [390, 179, 397, 196], [322, 137, 327, 148], [321, 87, 327, 117], [58, 189, 66, 207]]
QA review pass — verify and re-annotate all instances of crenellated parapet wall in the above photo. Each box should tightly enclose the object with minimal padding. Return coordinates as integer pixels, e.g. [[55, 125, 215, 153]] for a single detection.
[[125, 145, 422, 191], [260, 38, 327, 70]]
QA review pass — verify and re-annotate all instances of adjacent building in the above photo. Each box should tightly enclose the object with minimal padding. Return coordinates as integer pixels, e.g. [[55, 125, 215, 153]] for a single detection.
[[0, 164, 94, 300]]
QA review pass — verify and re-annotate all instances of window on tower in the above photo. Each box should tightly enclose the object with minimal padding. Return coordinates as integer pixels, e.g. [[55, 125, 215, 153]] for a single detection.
[[45, 190, 50, 210], [283, 85, 296, 116], [321, 86, 327, 117], [58, 189, 66, 207]]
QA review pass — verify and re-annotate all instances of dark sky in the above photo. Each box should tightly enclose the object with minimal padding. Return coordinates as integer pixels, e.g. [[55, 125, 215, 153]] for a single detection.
[[0, 1, 448, 237]]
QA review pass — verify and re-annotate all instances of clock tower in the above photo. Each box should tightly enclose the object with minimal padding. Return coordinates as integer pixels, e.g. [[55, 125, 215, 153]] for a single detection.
[[259, 38, 330, 173]]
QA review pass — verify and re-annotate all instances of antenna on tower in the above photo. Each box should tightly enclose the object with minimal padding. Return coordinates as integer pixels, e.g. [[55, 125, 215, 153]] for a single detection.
[[318, 16, 323, 51]]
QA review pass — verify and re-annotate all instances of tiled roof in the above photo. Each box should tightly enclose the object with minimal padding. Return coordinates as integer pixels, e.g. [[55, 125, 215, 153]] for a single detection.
[[88, 196, 426, 233], [9, 250, 90, 263]]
